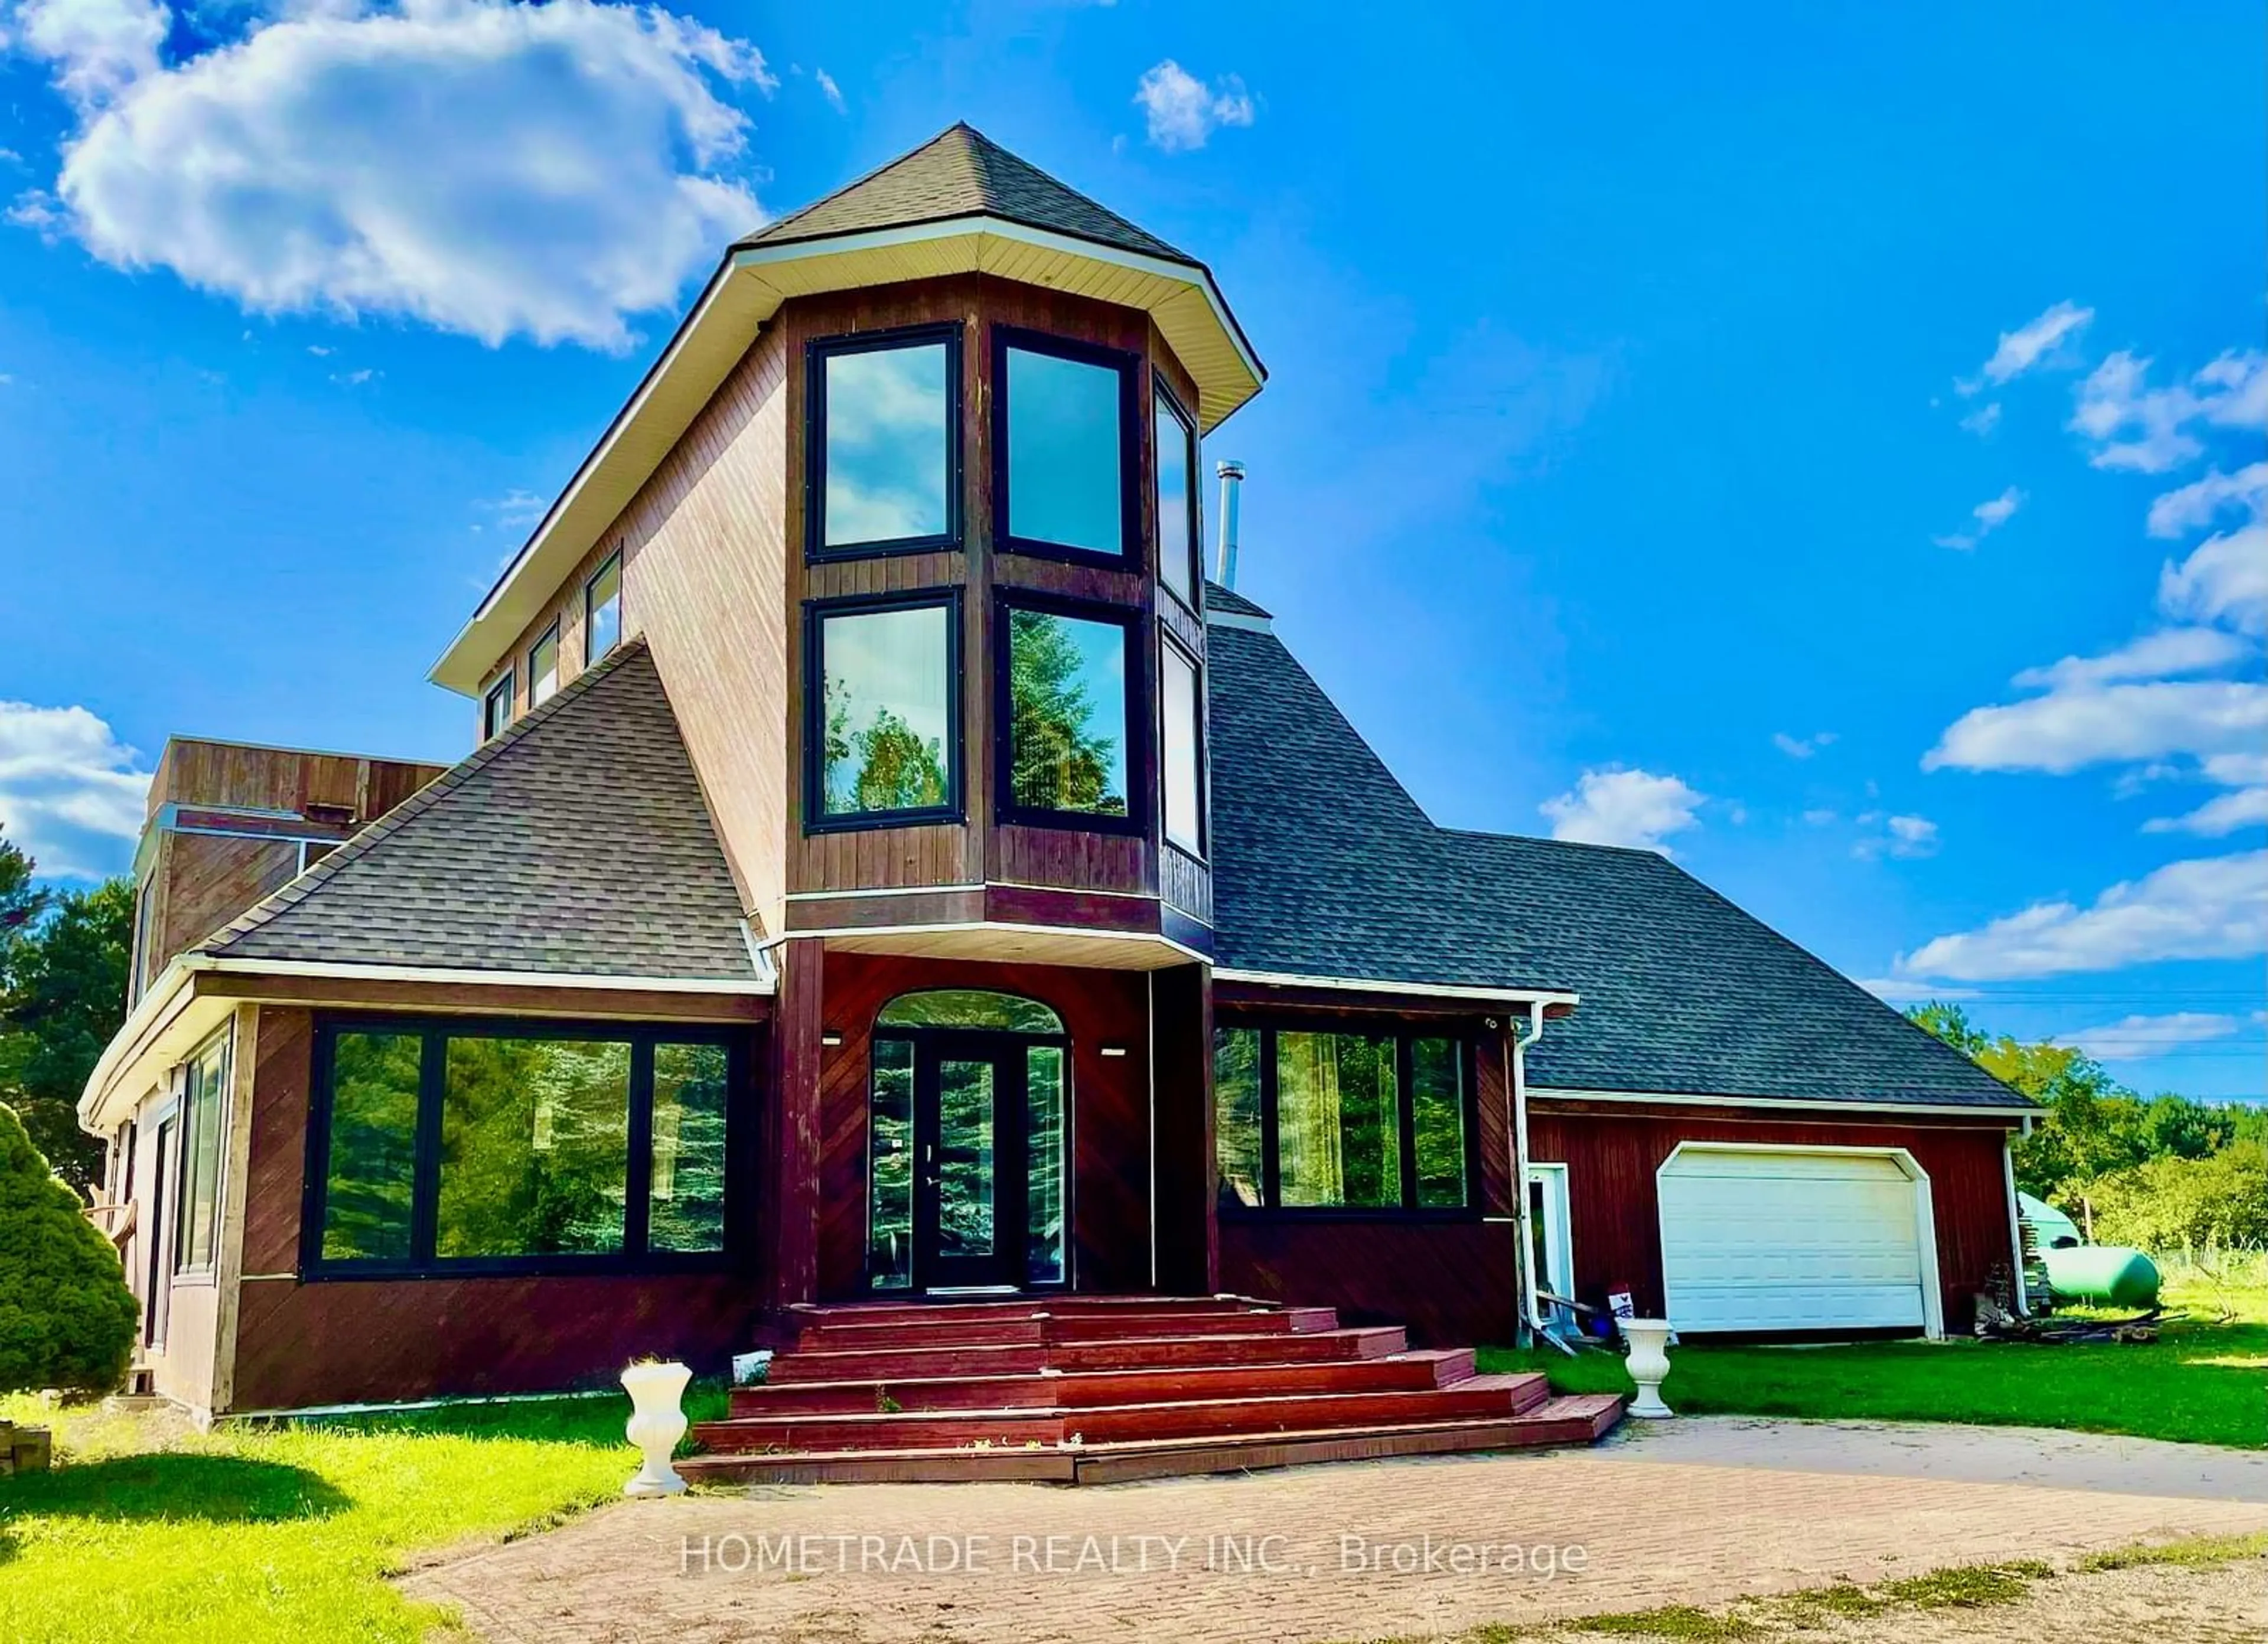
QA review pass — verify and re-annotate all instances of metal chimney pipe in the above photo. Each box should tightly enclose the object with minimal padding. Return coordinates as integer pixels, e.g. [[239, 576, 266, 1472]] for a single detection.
[[1214, 459, 1246, 589]]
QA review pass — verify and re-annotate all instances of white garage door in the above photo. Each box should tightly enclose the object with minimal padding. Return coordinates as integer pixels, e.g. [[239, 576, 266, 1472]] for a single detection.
[[1658, 1148, 1928, 1332]]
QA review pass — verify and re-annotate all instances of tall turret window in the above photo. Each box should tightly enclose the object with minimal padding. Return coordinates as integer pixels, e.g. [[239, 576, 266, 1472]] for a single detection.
[[999, 596, 1140, 828], [996, 328, 1139, 566], [806, 592, 961, 828], [809, 325, 961, 559], [1155, 383, 1200, 604]]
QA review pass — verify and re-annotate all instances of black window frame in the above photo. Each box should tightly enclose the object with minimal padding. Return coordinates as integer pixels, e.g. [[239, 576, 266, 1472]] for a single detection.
[[1213, 1020, 1482, 1221], [806, 322, 964, 563], [1153, 378, 1203, 611], [299, 1013, 751, 1280], [802, 587, 966, 835], [992, 325, 1143, 572], [527, 621, 562, 707], [994, 589, 1149, 836], [1157, 628, 1208, 860], [584, 550, 624, 664], [482, 670, 514, 741]]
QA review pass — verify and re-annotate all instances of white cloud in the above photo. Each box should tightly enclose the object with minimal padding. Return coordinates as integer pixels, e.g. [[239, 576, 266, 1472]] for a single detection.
[[1539, 766, 1705, 854], [2058, 1011, 2257, 1062], [1853, 813, 1939, 861], [2147, 462, 2267, 539], [0, 699, 152, 877], [1898, 850, 2268, 980], [1134, 58, 1254, 152], [1801, 807, 1838, 826], [2010, 626, 2250, 691], [2159, 520, 2268, 635], [814, 66, 843, 113], [2070, 349, 2268, 473], [1960, 301, 2093, 393], [2142, 785, 2268, 839], [1959, 402, 2002, 436], [1925, 677, 2267, 775], [1856, 976, 1982, 1004], [1933, 485, 2023, 550], [8, 0, 772, 350], [1772, 730, 1837, 759]]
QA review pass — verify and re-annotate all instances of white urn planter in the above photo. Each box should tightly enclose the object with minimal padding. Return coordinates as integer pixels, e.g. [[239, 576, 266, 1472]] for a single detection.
[[1621, 1319, 1676, 1419], [621, 1360, 693, 1497]]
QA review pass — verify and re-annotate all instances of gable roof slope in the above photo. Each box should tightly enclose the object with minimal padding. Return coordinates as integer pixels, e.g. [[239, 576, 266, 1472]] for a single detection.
[[739, 122, 1192, 265], [207, 642, 754, 983], [1204, 596, 2023, 1110]]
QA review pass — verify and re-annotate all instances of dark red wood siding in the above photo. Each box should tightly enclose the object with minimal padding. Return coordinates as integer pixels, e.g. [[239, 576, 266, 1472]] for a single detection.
[[1529, 1102, 2018, 1332], [812, 953, 1154, 1300]]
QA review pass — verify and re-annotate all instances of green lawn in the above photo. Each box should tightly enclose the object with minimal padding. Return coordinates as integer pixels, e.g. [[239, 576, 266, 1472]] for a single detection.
[[1479, 1277, 2267, 1450], [0, 1385, 726, 1644]]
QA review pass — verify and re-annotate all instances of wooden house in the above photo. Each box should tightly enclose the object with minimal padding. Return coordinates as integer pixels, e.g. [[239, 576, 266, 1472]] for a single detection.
[[78, 127, 2036, 1479]]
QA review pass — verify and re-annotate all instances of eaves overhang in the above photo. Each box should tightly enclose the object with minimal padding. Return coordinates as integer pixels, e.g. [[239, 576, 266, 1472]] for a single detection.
[[430, 216, 1265, 698]]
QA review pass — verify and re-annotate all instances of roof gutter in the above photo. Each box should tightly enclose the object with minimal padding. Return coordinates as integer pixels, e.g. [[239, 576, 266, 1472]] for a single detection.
[[1213, 968, 1580, 1010]]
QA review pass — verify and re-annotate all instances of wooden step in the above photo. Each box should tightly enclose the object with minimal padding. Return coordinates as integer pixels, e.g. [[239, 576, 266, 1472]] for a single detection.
[[791, 1305, 1338, 1353], [677, 1394, 1625, 1486], [762, 1325, 1407, 1385], [730, 1349, 1478, 1417], [787, 1295, 1260, 1329], [693, 1372, 1552, 1453]]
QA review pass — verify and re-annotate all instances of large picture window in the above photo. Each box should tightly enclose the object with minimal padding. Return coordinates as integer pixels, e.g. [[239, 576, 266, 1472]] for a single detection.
[[809, 327, 959, 557], [1212, 1024, 1476, 1215], [806, 593, 960, 828], [306, 1018, 742, 1276], [1160, 636, 1204, 855], [1001, 599, 1138, 827], [1155, 384, 1200, 604], [996, 328, 1138, 565]]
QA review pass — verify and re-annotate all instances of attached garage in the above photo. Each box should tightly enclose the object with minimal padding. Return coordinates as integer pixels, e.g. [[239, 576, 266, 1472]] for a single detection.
[[1657, 1144, 1942, 1337]]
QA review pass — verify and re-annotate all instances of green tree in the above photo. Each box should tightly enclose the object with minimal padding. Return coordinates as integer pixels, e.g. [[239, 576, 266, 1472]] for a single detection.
[[2081, 1141, 2268, 1253], [1, 875, 133, 1197], [822, 690, 947, 813], [1007, 610, 1122, 814], [0, 1100, 138, 1394]]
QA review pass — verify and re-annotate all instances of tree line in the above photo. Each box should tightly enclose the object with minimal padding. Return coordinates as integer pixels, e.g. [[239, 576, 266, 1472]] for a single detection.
[[1, 821, 131, 1196], [1912, 1002, 2268, 1254]]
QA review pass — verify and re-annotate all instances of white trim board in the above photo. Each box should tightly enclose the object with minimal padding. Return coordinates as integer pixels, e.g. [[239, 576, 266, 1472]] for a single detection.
[[1214, 970, 1580, 1009], [1530, 1086, 2042, 1120]]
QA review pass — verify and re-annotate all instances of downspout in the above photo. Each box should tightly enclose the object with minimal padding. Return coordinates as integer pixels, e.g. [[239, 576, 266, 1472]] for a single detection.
[[1508, 1001, 1549, 1349], [2002, 1126, 2031, 1317]]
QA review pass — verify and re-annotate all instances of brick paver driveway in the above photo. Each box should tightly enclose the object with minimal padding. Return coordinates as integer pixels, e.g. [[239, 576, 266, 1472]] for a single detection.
[[400, 1420, 2268, 1643]]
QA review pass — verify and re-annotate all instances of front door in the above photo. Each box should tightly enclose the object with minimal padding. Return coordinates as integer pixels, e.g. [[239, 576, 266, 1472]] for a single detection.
[[915, 1036, 1025, 1291]]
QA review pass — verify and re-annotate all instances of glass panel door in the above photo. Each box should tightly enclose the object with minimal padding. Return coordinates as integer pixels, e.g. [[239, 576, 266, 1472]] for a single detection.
[[911, 1036, 1026, 1290], [934, 1056, 998, 1265]]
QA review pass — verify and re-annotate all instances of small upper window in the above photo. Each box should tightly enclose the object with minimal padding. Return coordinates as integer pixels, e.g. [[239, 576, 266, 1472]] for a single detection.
[[998, 330, 1135, 563], [529, 625, 561, 707], [1154, 385, 1200, 604], [1160, 637, 1204, 854], [483, 673, 514, 741], [1003, 602, 1134, 824], [585, 553, 623, 663], [812, 328, 958, 557], [809, 596, 958, 827]]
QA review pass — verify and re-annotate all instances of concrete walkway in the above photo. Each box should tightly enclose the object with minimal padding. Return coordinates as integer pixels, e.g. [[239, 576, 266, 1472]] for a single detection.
[[399, 1420, 2268, 1643]]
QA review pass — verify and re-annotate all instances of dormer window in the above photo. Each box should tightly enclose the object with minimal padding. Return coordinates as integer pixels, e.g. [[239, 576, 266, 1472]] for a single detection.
[[482, 671, 514, 741], [1001, 597, 1140, 828], [528, 624, 560, 706], [585, 552, 622, 662], [996, 329, 1139, 566], [1154, 384, 1201, 605], [809, 326, 960, 559]]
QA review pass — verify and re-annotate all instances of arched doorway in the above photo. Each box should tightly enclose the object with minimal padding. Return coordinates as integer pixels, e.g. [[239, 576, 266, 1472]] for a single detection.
[[866, 989, 1070, 1293]]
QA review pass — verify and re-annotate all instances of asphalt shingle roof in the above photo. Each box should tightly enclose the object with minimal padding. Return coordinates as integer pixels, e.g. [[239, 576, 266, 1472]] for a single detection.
[[1204, 588, 2025, 1110], [738, 123, 1192, 266], [207, 642, 754, 983]]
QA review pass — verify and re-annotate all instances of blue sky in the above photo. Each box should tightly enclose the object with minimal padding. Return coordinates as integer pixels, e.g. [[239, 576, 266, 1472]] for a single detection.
[[1, 2, 2262, 1097]]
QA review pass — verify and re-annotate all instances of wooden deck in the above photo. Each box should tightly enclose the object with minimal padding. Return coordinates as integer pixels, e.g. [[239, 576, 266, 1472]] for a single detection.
[[682, 1295, 1622, 1485]]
